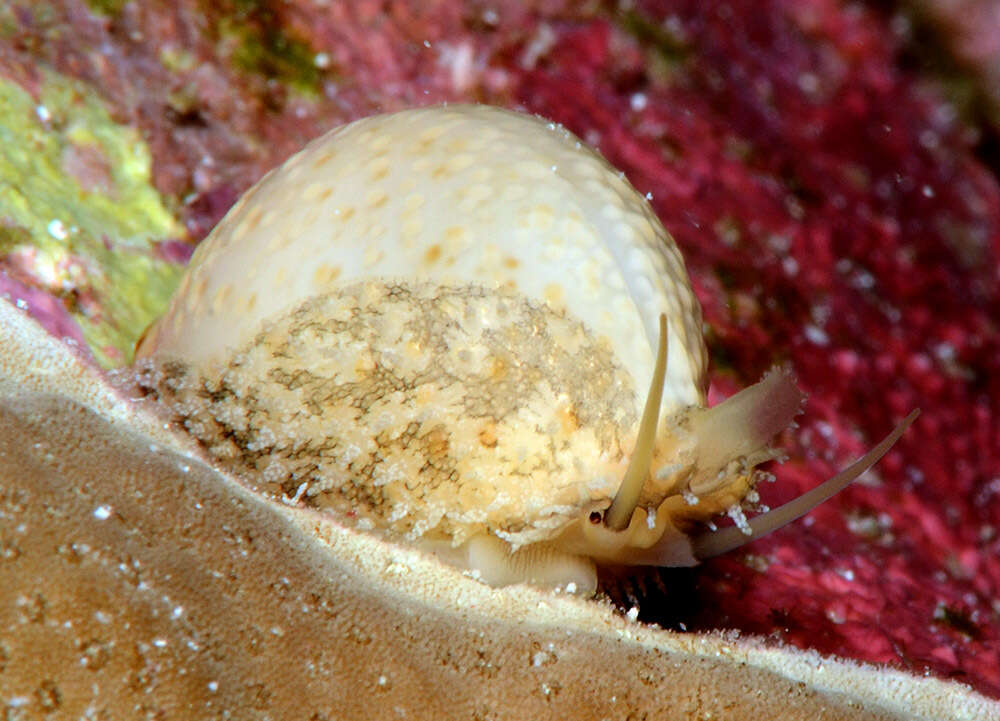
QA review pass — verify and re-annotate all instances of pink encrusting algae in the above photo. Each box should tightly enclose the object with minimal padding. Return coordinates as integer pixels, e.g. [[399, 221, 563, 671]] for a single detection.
[[505, 0, 1000, 693]]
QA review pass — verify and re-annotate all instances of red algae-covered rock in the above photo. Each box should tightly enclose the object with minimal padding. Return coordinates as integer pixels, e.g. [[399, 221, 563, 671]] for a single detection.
[[1, 0, 999, 703], [510, 0, 1000, 696]]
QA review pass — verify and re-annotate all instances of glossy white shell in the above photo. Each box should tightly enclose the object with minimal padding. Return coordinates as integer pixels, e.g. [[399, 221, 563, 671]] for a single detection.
[[142, 105, 707, 412]]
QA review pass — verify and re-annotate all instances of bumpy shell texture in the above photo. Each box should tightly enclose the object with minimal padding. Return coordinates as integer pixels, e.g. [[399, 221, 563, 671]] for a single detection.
[[136, 105, 809, 588]]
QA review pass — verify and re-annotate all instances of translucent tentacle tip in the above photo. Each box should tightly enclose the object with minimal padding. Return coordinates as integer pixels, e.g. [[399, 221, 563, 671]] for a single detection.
[[691, 409, 920, 560]]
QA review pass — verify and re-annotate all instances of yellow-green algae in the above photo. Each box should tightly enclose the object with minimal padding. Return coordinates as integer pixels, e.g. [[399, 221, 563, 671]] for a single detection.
[[214, 0, 326, 97], [84, 0, 128, 16], [0, 68, 183, 367]]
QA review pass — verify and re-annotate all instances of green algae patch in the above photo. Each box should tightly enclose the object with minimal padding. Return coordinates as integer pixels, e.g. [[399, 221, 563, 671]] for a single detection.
[[0, 70, 183, 367], [229, 20, 323, 96], [85, 0, 128, 16], [211, 0, 325, 98]]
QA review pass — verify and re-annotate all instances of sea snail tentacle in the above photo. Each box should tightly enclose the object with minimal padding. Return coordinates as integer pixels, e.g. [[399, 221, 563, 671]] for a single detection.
[[135, 104, 914, 595], [691, 408, 919, 561], [605, 313, 668, 531]]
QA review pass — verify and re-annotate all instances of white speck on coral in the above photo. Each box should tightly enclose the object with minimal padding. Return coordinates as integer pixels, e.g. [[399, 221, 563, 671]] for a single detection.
[[208, 681, 219, 692], [153, 638, 167, 648], [797, 72, 819, 94], [933, 342, 955, 363], [626, 606, 639, 623], [804, 325, 829, 346], [630, 93, 648, 112], [682, 490, 699, 506], [314, 52, 331, 69], [282, 482, 309, 505], [520, 23, 555, 69], [769, 234, 791, 253], [93, 504, 112, 521], [852, 269, 876, 289], [171, 606, 184, 619], [442, 41, 475, 92], [47, 219, 68, 240], [385, 561, 411, 576], [35, 105, 51, 123], [816, 421, 834, 439], [15, 298, 27, 311]]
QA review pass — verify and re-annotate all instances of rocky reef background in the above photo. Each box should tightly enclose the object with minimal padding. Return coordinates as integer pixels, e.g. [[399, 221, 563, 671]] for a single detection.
[[1, 0, 998, 699]]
